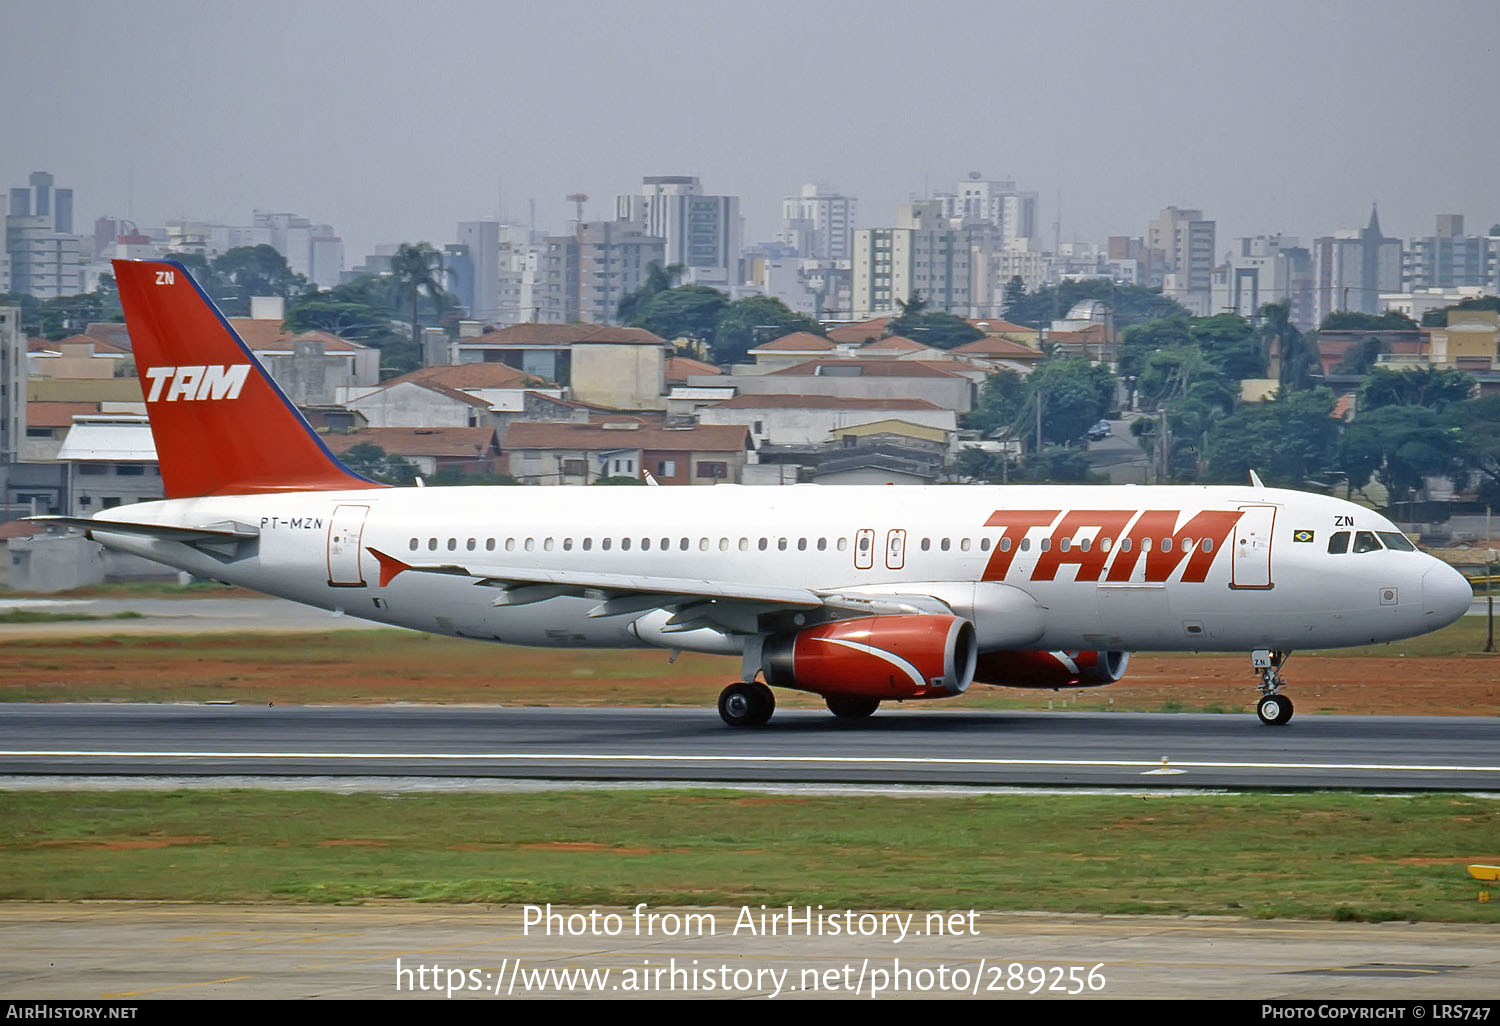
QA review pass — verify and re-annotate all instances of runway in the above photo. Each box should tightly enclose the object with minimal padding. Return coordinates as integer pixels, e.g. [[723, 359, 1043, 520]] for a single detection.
[[3, 704, 1499, 790]]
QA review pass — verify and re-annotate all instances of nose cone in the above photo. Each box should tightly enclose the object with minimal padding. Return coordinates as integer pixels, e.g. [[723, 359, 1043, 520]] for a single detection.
[[1422, 562, 1473, 626]]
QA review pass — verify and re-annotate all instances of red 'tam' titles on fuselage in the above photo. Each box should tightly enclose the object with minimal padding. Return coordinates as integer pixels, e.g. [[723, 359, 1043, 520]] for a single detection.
[[981, 508, 1245, 584]]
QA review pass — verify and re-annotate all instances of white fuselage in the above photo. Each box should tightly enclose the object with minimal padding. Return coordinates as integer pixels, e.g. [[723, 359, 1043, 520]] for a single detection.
[[87, 482, 1472, 658]]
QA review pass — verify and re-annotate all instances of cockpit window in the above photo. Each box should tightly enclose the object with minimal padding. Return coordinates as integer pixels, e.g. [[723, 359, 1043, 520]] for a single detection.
[[1327, 531, 1350, 554], [1352, 531, 1383, 554], [1377, 531, 1416, 552]]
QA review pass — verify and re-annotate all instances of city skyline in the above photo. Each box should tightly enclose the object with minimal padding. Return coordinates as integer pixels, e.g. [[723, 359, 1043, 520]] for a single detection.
[[5, 0, 1499, 264]]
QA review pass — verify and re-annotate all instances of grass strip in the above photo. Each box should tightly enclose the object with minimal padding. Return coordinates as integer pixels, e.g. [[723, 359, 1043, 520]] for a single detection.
[[0, 610, 144, 624], [2, 790, 1497, 922]]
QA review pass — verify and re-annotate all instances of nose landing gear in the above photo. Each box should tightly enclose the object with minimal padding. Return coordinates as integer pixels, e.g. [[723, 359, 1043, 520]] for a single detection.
[[1252, 649, 1293, 726]]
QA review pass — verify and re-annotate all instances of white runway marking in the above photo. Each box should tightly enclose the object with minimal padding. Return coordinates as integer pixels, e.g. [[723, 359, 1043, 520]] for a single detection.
[[4, 750, 1500, 774]]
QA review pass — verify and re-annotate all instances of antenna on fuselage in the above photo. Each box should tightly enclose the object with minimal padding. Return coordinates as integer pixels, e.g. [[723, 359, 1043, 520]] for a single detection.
[[1249, 469, 1265, 489]]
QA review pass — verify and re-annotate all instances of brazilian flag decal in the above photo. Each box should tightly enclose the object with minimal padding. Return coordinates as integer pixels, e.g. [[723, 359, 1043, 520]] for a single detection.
[[1293, 529, 1315, 543]]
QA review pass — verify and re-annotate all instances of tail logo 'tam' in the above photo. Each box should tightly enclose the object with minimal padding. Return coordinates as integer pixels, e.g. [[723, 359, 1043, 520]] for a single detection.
[[143, 364, 252, 402]]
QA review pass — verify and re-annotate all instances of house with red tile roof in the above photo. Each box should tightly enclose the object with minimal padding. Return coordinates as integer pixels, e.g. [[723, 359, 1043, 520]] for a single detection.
[[503, 419, 752, 485]]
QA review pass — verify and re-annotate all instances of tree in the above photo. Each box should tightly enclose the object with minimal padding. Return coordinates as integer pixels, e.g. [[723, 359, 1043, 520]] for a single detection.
[[1117, 316, 1191, 385], [616, 261, 685, 324], [338, 443, 418, 485], [283, 300, 394, 340], [208, 244, 310, 316], [1318, 309, 1418, 332], [1000, 276, 1028, 322], [1332, 335, 1390, 374], [1445, 396, 1500, 506], [1190, 313, 1263, 380], [1024, 359, 1116, 447], [630, 285, 729, 345], [1004, 280, 1188, 331], [711, 294, 822, 364], [1360, 365, 1475, 412], [1339, 404, 1466, 508], [885, 307, 983, 349], [964, 369, 1026, 437], [389, 242, 449, 352], [1203, 388, 1341, 488], [1259, 300, 1314, 390]]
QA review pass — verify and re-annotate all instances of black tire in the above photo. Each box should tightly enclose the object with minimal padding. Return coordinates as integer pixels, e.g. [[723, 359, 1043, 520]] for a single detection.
[[1257, 694, 1293, 726], [826, 695, 880, 719], [719, 682, 775, 727]]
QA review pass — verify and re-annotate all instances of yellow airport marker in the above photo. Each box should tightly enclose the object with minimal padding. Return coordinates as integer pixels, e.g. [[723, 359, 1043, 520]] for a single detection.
[[1467, 864, 1499, 902]]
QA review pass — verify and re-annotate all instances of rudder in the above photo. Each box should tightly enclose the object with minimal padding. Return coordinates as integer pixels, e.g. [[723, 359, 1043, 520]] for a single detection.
[[113, 258, 384, 498]]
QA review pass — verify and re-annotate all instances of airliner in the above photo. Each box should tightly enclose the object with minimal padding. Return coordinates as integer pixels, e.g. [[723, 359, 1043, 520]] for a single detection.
[[40, 259, 1474, 728]]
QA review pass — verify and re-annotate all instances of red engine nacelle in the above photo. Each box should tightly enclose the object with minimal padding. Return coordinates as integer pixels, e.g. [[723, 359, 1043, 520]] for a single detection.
[[762, 614, 978, 699], [973, 649, 1131, 689]]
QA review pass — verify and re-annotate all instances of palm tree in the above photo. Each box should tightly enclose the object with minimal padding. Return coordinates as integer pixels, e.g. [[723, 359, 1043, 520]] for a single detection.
[[389, 242, 447, 348]]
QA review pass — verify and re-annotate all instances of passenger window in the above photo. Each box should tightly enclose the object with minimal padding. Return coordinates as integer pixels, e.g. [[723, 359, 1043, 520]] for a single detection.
[[740, 538, 750, 551], [1059, 537, 1071, 552], [1079, 537, 1090, 552], [641, 538, 651, 551], [562, 538, 572, 551], [981, 538, 992, 551], [505, 538, 515, 551], [720, 538, 730, 551], [940, 538, 950, 551], [429, 538, 437, 550], [660, 537, 670, 550], [816, 538, 826, 551], [447, 538, 457, 551], [961, 538, 971, 552], [759, 538, 768, 551], [858, 536, 870, 551], [602, 538, 612, 551], [1120, 537, 1133, 552], [409, 538, 419, 551], [680, 538, 690, 551], [1039, 537, 1050, 552], [778, 538, 788, 551], [797, 538, 807, 551], [524, 538, 535, 552], [1352, 531, 1382, 554], [921, 538, 931, 551], [1000, 537, 1011, 552], [623, 538, 633, 551], [486, 538, 495, 551], [544, 538, 554, 551], [1020, 538, 1030, 552], [837, 538, 848, 552], [1161, 538, 1173, 552], [582, 538, 592, 551], [1328, 531, 1350, 554], [1201, 538, 1211, 553], [1378, 531, 1416, 552], [466, 538, 476, 551]]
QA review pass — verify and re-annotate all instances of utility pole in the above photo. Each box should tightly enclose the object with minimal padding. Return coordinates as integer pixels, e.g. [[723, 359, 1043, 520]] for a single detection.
[[1487, 505, 1494, 654]]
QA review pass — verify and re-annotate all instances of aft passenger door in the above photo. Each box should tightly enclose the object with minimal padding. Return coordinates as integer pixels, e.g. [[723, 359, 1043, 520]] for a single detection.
[[327, 504, 370, 587], [885, 529, 906, 570]]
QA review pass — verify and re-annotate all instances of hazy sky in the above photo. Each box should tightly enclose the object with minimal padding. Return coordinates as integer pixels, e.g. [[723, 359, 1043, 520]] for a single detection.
[[4, 0, 1498, 263]]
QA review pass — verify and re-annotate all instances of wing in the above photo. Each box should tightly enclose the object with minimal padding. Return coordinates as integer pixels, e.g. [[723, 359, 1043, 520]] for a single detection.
[[366, 547, 953, 636]]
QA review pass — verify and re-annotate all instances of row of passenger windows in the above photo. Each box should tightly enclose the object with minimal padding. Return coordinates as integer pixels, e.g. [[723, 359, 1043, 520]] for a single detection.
[[410, 536, 855, 553], [406, 534, 1213, 554], [1327, 530, 1416, 554]]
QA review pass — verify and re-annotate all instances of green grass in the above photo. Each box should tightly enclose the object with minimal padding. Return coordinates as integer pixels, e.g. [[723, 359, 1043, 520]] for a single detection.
[[2, 791, 1497, 921], [0, 610, 144, 624]]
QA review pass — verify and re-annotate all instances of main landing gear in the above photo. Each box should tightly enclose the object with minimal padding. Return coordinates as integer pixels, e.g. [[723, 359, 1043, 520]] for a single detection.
[[1252, 649, 1294, 726], [718, 681, 775, 727]]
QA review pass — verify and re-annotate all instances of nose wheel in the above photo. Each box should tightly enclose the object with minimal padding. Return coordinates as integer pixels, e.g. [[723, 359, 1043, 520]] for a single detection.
[[1256, 693, 1294, 726], [1251, 649, 1293, 726], [718, 681, 775, 727]]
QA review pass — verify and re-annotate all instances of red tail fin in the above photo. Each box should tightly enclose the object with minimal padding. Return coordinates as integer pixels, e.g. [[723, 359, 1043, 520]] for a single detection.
[[113, 259, 385, 498]]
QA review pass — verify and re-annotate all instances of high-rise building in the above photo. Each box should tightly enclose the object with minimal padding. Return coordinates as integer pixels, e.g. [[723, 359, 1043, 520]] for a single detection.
[[5, 172, 87, 298], [779, 183, 857, 261], [1147, 206, 1216, 313], [253, 211, 343, 289], [1210, 235, 1315, 330], [1312, 206, 1402, 325], [945, 173, 1038, 248], [616, 176, 741, 287], [1403, 214, 1492, 291], [535, 220, 665, 325], [851, 203, 971, 319]]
